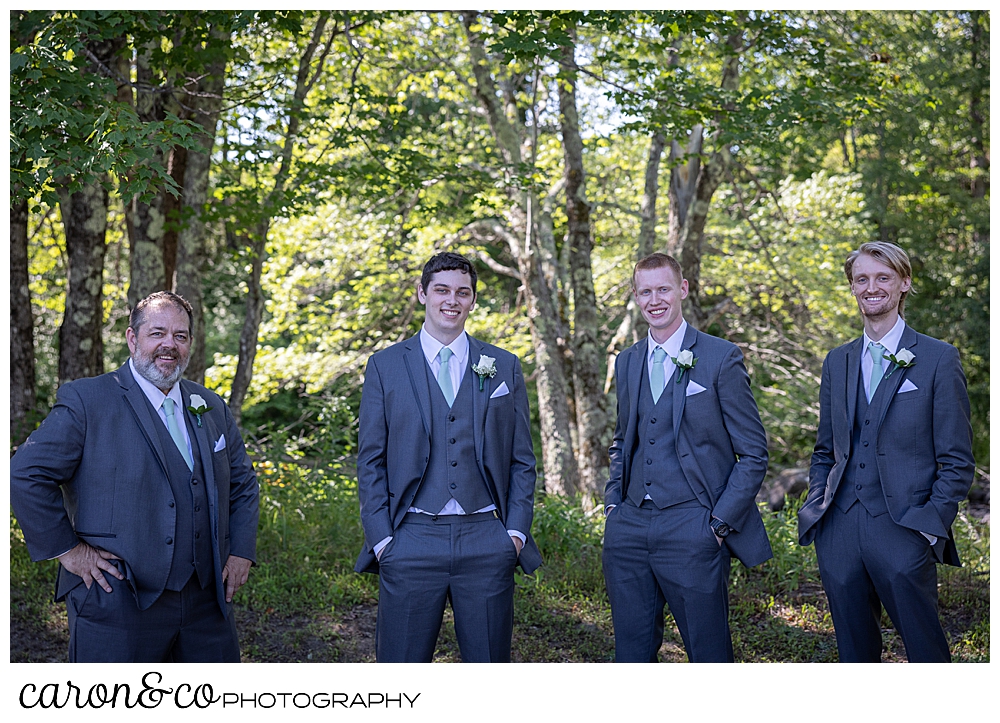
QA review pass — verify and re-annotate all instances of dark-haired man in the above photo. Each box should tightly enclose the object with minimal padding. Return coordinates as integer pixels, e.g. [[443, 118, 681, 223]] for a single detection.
[[355, 251, 541, 662], [799, 241, 975, 662], [603, 252, 771, 662], [11, 291, 259, 662]]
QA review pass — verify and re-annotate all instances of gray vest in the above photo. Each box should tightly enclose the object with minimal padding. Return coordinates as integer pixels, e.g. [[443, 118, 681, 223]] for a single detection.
[[412, 362, 494, 514], [151, 405, 214, 590], [834, 373, 889, 516], [627, 364, 697, 508]]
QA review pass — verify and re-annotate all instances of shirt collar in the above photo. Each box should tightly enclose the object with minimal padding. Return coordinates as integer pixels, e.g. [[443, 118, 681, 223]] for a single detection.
[[647, 320, 688, 361], [129, 358, 183, 411], [420, 326, 469, 367], [863, 315, 905, 356]]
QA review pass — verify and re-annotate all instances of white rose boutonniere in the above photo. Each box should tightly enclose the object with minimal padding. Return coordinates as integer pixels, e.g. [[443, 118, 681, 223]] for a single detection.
[[670, 349, 698, 383], [187, 393, 214, 428], [472, 355, 497, 391], [882, 347, 915, 379]]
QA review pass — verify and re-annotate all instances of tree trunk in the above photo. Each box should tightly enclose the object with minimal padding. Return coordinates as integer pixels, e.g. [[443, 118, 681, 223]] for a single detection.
[[175, 30, 228, 385], [676, 31, 743, 328], [10, 195, 36, 444], [605, 128, 667, 393], [558, 33, 605, 501], [228, 12, 331, 420], [667, 125, 704, 256], [462, 11, 580, 497], [967, 10, 988, 201], [228, 228, 267, 423], [126, 44, 169, 308], [57, 180, 108, 384]]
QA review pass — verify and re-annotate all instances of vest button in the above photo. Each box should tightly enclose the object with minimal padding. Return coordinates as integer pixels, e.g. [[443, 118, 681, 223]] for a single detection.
[[649, 439, 655, 445], [645, 481, 652, 486], [450, 438, 456, 444], [451, 461, 458, 467], [856, 485, 862, 490], [192, 479, 199, 485], [860, 463, 866, 469], [863, 441, 869, 447], [450, 483, 457, 490], [195, 532, 200, 539], [646, 459, 652, 465], [651, 418, 657, 424], [449, 415, 455, 422], [168, 501, 175, 508], [195, 506, 200, 512], [865, 420, 870, 425], [166, 537, 173, 545]]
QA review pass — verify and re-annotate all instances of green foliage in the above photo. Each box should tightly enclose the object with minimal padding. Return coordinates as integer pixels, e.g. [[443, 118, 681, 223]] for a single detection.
[[10, 11, 208, 208]]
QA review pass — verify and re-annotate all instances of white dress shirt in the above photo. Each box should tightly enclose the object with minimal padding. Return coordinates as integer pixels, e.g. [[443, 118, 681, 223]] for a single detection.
[[861, 315, 905, 400], [646, 321, 688, 389], [129, 358, 192, 460]]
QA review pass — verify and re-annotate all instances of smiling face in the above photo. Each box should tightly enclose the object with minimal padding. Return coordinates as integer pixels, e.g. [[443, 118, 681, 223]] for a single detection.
[[850, 253, 911, 325], [634, 265, 689, 344], [126, 301, 192, 393], [417, 268, 476, 345]]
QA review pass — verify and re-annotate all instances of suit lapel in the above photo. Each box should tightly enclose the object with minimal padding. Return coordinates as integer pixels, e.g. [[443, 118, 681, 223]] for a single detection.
[[845, 337, 862, 426], [468, 336, 493, 465], [871, 325, 919, 433], [402, 336, 432, 438], [627, 338, 646, 434], [673, 324, 699, 434], [180, 381, 214, 483], [120, 362, 171, 476]]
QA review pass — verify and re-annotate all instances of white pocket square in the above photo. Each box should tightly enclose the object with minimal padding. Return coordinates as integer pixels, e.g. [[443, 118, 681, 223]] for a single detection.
[[213, 435, 226, 452], [897, 379, 918, 394], [685, 380, 707, 397], [490, 382, 510, 399]]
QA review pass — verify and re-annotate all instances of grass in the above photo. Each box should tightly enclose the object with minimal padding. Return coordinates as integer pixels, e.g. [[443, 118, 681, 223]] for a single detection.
[[9, 450, 990, 663]]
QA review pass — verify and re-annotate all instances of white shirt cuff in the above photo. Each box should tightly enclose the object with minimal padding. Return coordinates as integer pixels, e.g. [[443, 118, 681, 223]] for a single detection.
[[373, 535, 392, 557]]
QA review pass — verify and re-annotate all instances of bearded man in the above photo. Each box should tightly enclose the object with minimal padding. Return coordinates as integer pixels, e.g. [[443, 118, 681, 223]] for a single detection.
[[11, 291, 259, 662]]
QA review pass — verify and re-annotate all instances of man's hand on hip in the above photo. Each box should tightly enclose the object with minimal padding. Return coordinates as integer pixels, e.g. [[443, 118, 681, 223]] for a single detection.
[[222, 555, 253, 602], [57, 542, 123, 593]]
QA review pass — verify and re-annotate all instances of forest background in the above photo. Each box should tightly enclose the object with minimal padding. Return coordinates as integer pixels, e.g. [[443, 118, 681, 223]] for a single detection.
[[9, 9, 990, 662]]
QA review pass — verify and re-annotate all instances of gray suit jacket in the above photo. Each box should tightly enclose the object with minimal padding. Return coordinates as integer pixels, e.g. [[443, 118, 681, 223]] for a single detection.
[[10, 362, 259, 614], [798, 325, 975, 565], [354, 334, 541, 574], [605, 325, 772, 567]]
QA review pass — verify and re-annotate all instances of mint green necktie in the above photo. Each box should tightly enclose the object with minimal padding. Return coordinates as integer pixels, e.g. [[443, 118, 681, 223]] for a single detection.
[[868, 342, 885, 402], [163, 397, 193, 470], [437, 347, 455, 407], [651, 346, 667, 404]]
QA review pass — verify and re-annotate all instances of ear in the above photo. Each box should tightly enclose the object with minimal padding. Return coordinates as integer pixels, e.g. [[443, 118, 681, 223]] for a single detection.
[[900, 276, 912, 293], [416, 282, 427, 304], [126, 326, 137, 355], [679, 278, 689, 300]]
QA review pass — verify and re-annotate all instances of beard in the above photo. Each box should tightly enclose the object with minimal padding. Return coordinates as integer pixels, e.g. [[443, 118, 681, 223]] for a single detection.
[[132, 345, 189, 389]]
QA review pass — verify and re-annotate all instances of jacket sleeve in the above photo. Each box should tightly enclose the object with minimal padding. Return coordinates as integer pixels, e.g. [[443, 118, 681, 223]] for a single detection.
[[927, 344, 976, 531], [503, 356, 537, 536], [710, 344, 769, 532], [807, 353, 836, 507], [9, 384, 87, 561], [356, 355, 394, 549], [604, 351, 626, 508], [222, 399, 259, 562]]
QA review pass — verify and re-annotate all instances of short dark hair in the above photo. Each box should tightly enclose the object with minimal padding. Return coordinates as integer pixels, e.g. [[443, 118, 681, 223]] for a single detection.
[[129, 291, 193, 333], [844, 241, 913, 318], [420, 252, 478, 298], [632, 252, 683, 289]]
